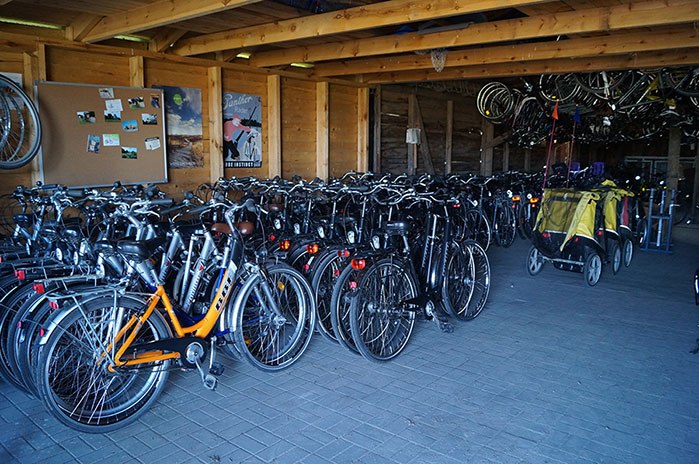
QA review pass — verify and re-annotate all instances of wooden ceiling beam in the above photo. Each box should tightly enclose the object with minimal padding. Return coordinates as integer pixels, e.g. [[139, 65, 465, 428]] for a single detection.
[[83, 0, 263, 43], [171, 0, 553, 57], [362, 48, 699, 84], [314, 25, 699, 76], [250, 0, 699, 67], [148, 28, 188, 53], [64, 14, 103, 42]]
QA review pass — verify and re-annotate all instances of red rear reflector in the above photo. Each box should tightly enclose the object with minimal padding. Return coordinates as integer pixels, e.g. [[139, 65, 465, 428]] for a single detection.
[[269, 234, 276, 242], [337, 249, 350, 258], [334, 269, 340, 277], [512, 195, 521, 202], [530, 197, 539, 204], [596, 230, 604, 236], [39, 328, 45, 337], [49, 301, 59, 310], [349, 281, 357, 289], [15, 270, 25, 280], [306, 243, 319, 254], [351, 259, 366, 270], [32, 283, 45, 294], [452, 203, 461, 208], [303, 264, 310, 271], [542, 232, 551, 239]]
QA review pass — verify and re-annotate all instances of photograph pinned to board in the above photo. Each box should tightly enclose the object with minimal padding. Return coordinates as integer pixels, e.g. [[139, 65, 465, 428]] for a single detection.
[[142, 113, 158, 125], [222, 92, 262, 169], [121, 147, 137, 159], [145, 137, 161, 151], [150, 94, 160, 108], [103, 133, 120, 147], [128, 96, 145, 109], [122, 119, 138, 132], [86, 135, 100, 153], [105, 99, 123, 112], [98, 88, 114, 99], [153, 85, 203, 169], [77, 111, 96, 124], [104, 110, 121, 122]]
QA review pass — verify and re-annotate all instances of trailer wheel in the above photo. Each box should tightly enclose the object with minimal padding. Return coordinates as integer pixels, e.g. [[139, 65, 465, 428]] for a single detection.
[[609, 241, 621, 275], [584, 252, 602, 286], [622, 238, 634, 267], [526, 246, 544, 276]]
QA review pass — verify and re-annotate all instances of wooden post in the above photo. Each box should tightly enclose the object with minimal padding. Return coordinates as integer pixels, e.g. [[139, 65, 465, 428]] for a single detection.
[[316, 82, 329, 180], [208, 66, 223, 182], [267, 75, 282, 178], [372, 85, 382, 173], [24, 52, 42, 185], [357, 87, 369, 172], [36, 43, 47, 81], [503, 143, 510, 172], [445, 100, 453, 175], [524, 148, 531, 171], [129, 56, 145, 87], [693, 143, 699, 221], [407, 93, 416, 175], [480, 119, 494, 176], [667, 127, 681, 190], [410, 94, 435, 175]]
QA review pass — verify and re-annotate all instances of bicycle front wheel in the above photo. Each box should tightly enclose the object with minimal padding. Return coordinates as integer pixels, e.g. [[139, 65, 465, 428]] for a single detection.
[[0, 75, 41, 170], [35, 294, 171, 433], [349, 259, 417, 362]]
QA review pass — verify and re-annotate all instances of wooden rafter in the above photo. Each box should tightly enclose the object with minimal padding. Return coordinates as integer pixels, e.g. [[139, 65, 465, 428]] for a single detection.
[[250, 0, 699, 67], [362, 48, 699, 84], [171, 0, 553, 57], [83, 0, 263, 43], [65, 14, 103, 42], [313, 25, 699, 76], [148, 28, 188, 53]]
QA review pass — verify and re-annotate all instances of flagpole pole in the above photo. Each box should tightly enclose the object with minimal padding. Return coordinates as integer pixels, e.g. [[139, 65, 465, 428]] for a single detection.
[[542, 102, 559, 191]]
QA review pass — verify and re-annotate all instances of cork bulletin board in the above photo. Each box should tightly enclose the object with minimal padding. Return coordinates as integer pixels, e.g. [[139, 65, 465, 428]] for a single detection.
[[36, 81, 167, 187]]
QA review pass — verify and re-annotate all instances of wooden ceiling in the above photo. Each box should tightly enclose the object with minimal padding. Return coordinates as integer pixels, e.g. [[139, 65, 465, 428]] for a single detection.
[[2, 0, 699, 83]]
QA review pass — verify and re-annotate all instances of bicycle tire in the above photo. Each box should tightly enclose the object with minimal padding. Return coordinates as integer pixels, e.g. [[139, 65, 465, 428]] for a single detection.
[[349, 258, 417, 362], [494, 202, 516, 248], [0, 75, 42, 170], [329, 263, 363, 354], [35, 293, 172, 433], [309, 251, 346, 343], [463, 208, 491, 251], [228, 263, 315, 371], [442, 241, 476, 318], [458, 241, 491, 321]]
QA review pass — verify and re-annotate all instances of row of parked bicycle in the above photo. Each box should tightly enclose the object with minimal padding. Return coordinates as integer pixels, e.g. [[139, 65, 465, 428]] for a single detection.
[[0, 169, 646, 432], [477, 68, 699, 147]]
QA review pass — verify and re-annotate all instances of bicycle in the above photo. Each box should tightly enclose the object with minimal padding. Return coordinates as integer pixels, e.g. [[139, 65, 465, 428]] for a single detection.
[[0, 74, 42, 170]]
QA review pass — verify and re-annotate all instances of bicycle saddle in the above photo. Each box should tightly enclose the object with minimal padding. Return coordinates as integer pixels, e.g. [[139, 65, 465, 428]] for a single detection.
[[235, 221, 254, 236], [117, 237, 166, 260], [211, 222, 231, 235], [266, 203, 283, 213]]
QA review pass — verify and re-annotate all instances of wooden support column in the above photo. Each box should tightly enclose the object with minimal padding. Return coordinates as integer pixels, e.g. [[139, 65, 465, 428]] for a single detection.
[[129, 56, 144, 87], [524, 148, 531, 171], [23, 51, 41, 185], [503, 143, 510, 172], [36, 43, 47, 81], [208, 66, 223, 182], [480, 119, 494, 176], [407, 95, 417, 175], [445, 100, 453, 175], [372, 86, 382, 173], [410, 94, 435, 175], [693, 143, 699, 221], [316, 82, 329, 180], [667, 128, 681, 190], [357, 87, 369, 172], [267, 75, 282, 178]]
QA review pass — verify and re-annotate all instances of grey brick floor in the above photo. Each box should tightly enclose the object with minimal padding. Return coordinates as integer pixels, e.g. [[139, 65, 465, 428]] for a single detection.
[[1, 239, 698, 463]]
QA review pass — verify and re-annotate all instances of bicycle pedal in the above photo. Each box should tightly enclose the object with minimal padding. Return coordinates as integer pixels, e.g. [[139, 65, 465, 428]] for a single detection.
[[209, 362, 225, 376], [203, 374, 218, 391]]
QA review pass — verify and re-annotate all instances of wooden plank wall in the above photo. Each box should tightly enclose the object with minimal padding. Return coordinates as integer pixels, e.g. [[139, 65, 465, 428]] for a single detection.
[[378, 86, 549, 175], [329, 83, 359, 178], [0, 36, 363, 196]]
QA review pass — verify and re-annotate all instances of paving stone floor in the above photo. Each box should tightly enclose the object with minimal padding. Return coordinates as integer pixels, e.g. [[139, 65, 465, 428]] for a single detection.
[[1, 238, 698, 463]]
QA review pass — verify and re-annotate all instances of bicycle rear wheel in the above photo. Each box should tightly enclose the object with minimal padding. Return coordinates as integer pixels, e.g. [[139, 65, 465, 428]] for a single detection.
[[349, 259, 417, 362], [35, 294, 171, 432], [458, 241, 491, 321], [0, 75, 41, 170], [229, 263, 314, 371]]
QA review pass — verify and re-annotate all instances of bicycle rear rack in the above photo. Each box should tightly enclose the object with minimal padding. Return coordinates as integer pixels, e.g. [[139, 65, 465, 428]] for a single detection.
[[641, 188, 675, 254]]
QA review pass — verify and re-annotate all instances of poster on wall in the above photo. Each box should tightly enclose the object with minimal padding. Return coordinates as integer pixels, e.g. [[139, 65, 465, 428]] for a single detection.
[[223, 92, 262, 169], [153, 85, 203, 169]]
